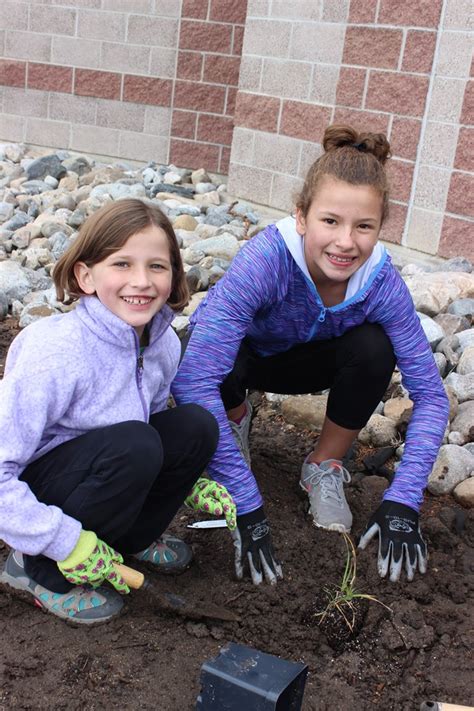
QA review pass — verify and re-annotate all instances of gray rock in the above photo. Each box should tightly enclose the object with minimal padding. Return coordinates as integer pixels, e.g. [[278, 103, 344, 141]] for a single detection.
[[67, 207, 87, 228], [439, 257, 472, 273], [191, 234, 239, 261], [26, 154, 66, 181], [434, 312, 471, 337], [209, 264, 226, 285], [21, 180, 52, 195], [457, 328, 474, 351], [433, 351, 447, 376], [358, 414, 398, 447], [191, 168, 211, 185], [44, 176, 59, 189], [436, 335, 460, 369], [186, 265, 209, 293], [48, 231, 72, 260], [444, 372, 474, 403], [418, 312, 444, 349], [61, 155, 93, 176], [2, 212, 32, 232], [195, 182, 216, 194], [203, 211, 229, 227], [0, 202, 14, 224], [428, 444, 474, 495], [281, 394, 328, 430], [453, 477, 474, 507], [4, 143, 26, 162], [182, 247, 205, 265], [463, 443, 474, 456], [149, 183, 194, 199], [457, 345, 474, 375], [0, 260, 32, 302], [0, 292, 8, 321], [90, 182, 146, 200], [19, 302, 59, 327], [449, 401, 474, 444]]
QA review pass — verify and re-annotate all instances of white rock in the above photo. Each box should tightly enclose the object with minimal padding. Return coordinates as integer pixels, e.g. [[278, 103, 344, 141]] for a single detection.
[[453, 477, 474, 508], [0, 260, 32, 302], [19, 302, 59, 327], [444, 372, 474, 403], [182, 291, 207, 316], [457, 345, 474, 375], [383, 397, 413, 425], [449, 401, 474, 444], [171, 315, 189, 337], [428, 444, 474, 495], [358, 414, 398, 447], [418, 312, 444, 348], [281, 394, 328, 431], [192, 234, 239, 261], [456, 328, 474, 351], [404, 272, 474, 316]]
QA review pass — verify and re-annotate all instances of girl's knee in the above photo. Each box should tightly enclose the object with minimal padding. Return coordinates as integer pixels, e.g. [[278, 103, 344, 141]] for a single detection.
[[349, 324, 396, 373], [179, 404, 219, 452], [112, 420, 163, 480]]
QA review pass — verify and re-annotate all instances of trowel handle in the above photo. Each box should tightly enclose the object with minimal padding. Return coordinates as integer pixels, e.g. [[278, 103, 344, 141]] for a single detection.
[[420, 703, 474, 711], [113, 562, 145, 590]]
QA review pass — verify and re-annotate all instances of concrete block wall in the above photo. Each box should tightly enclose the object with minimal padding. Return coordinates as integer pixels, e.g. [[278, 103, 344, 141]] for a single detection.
[[228, 0, 473, 259]]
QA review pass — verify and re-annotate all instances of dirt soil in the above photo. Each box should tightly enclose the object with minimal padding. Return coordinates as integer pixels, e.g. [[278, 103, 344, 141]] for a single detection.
[[0, 317, 473, 711]]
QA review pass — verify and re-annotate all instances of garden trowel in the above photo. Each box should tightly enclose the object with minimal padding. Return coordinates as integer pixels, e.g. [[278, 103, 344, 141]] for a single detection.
[[113, 562, 239, 622]]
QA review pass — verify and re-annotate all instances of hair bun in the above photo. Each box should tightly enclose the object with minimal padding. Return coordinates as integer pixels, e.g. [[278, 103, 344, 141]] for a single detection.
[[322, 124, 391, 164]]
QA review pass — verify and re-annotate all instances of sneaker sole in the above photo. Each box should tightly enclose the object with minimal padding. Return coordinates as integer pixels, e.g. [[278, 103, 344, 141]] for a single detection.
[[299, 481, 352, 534]]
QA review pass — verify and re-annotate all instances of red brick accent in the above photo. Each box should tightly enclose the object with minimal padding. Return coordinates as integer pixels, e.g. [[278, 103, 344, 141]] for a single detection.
[[171, 110, 197, 140], [170, 138, 220, 172], [439, 216, 474, 261], [454, 127, 474, 173], [366, 72, 429, 117], [387, 159, 414, 203], [123, 75, 172, 106], [390, 117, 422, 161], [197, 114, 234, 145], [336, 67, 366, 108], [343, 27, 403, 70], [333, 107, 389, 134], [234, 91, 280, 132], [220, 146, 231, 174], [210, 0, 247, 24], [203, 55, 240, 86], [460, 79, 473, 125], [75, 69, 120, 100], [232, 25, 245, 55], [446, 172, 474, 219], [378, 0, 442, 27], [225, 86, 238, 116], [402, 31, 436, 73], [180, 20, 232, 53], [380, 202, 407, 244], [174, 80, 226, 113], [177, 51, 203, 81], [0, 60, 26, 88], [28, 62, 73, 93], [280, 101, 331, 142], [182, 0, 209, 19], [348, 0, 377, 23]]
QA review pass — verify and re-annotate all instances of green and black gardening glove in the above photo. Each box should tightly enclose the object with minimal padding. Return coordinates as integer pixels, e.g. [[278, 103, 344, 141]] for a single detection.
[[185, 477, 237, 531], [57, 530, 130, 593]]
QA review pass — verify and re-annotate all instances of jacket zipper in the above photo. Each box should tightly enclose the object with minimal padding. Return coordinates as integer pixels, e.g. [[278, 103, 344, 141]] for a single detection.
[[135, 345, 148, 419]]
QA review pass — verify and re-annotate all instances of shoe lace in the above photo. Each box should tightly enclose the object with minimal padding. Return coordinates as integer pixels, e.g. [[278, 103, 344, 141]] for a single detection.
[[305, 460, 351, 505]]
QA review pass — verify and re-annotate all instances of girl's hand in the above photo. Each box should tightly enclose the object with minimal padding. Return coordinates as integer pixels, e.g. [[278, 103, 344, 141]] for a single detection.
[[185, 477, 237, 531], [57, 530, 130, 593]]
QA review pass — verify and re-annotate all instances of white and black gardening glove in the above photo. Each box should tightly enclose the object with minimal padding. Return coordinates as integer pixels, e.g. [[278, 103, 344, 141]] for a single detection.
[[231, 507, 283, 586], [358, 501, 427, 582]]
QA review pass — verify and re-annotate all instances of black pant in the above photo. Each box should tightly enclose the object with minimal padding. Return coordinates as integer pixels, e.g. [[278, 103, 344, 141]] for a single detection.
[[219, 323, 396, 430], [21, 405, 219, 593]]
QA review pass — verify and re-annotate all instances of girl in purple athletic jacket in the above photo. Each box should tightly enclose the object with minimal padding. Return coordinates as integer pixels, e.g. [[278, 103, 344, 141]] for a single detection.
[[172, 124, 449, 587], [0, 199, 224, 625]]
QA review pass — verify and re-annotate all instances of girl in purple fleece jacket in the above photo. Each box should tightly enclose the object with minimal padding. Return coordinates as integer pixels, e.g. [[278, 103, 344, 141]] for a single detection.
[[173, 125, 449, 587], [0, 198, 221, 624]]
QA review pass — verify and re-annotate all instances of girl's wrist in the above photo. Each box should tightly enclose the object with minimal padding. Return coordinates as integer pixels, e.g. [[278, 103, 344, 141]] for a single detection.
[[59, 530, 97, 567]]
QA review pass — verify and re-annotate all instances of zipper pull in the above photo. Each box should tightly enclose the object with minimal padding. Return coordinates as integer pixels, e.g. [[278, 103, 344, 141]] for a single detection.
[[137, 354, 144, 370], [318, 307, 327, 323]]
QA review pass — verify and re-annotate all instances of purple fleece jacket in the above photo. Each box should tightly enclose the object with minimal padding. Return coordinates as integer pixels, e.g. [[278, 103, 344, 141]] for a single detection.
[[0, 296, 180, 562]]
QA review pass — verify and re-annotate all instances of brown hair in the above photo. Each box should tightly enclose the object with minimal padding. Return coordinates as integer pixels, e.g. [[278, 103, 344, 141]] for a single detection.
[[296, 124, 392, 223], [54, 198, 189, 311]]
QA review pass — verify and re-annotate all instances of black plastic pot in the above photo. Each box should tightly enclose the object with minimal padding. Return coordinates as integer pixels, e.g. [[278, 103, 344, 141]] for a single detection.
[[196, 642, 308, 710]]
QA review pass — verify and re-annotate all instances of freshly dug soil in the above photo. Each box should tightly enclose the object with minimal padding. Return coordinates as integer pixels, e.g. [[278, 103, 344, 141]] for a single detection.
[[0, 318, 473, 711]]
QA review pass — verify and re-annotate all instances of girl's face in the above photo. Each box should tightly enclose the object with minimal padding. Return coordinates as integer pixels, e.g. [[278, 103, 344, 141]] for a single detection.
[[74, 224, 173, 338], [296, 176, 383, 289]]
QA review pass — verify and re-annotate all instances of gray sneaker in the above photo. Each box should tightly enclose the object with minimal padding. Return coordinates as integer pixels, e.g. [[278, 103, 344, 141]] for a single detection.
[[0, 550, 124, 625], [300, 458, 352, 532], [228, 399, 253, 467]]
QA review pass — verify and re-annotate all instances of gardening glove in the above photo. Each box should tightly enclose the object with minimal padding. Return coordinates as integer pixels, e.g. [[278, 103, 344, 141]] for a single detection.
[[231, 507, 283, 586], [185, 476, 237, 531], [57, 530, 130, 594], [358, 501, 427, 582]]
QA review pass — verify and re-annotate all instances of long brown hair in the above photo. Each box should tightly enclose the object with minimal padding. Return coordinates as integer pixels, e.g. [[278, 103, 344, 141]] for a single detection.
[[296, 124, 392, 223], [54, 198, 189, 311]]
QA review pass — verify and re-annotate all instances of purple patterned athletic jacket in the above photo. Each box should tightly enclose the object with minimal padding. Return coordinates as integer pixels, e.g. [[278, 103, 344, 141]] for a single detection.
[[172, 217, 449, 514]]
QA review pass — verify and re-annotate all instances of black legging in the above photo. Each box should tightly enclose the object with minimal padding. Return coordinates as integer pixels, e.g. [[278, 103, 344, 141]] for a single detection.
[[20, 404, 218, 592], [219, 323, 396, 430]]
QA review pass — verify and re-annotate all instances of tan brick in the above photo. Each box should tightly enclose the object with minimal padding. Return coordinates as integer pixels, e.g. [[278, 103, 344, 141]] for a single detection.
[[174, 80, 226, 112], [227, 162, 272, 204], [437, 32, 473, 79], [0, 2, 29, 31], [234, 91, 280, 132], [438, 216, 474, 261], [49, 93, 97, 124], [413, 165, 451, 211], [336, 66, 366, 107], [420, 121, 459, 168], [177, 51, 203, 81], [204, 55, 241, 86], [3, 86, 49, 117], [77, 10, 126, 42], [291, 22, 345, 63], [0, 112, 25, 142], [171, 109, 197, 139], [71, 124, 120, 156], [333, 107, 389, 134], [179, 20, 232, 53], [378, 0, 442, 27], [101, 42, 150, 74], [29, 5, 76, 35], [153, 0, 181, 17], [243, 18, 291, 58], [247, 0, 270, 15], [51, 37, 101, 69], [119, 131, 168, 163], [5, 31, 51, 62], [96, 99, 146, 131], [310, 64, 340, 104], [271, 0, 322, 20], [366, 72, 429, 117], [28, 62, 72, 93], [402, 31, 436, 74], [230, 127, 255, 165], [225, 86, 238, 116], [238, 56, 262, 92], [348, 0, 377, 22], [343, 27, 403, 70], [232, 25, 245, 55], [270, 172, 304, 212], [322, 0, 350, 22], [52, 0, 100, 6], [447, 172, 474, 219], [210, 0, 247, 24], [280, 101, 331, 142], [127, 16, 178, 47], [454, 127, 474, 172], [253, 132, 300, 173], [197, 114, 234, 145], [298, 141, 324, 178], [261, 59, 312, 101], [75, 69, 121, 100], [103, 0, 151, 10], [405, 208, 442, 255], [379, 202, 406, 245], [149, 47, 177, 79], [389, 117, 422, 160], [170, 138, 220, 171], [428, 77, 466, 122], [182, 0, 209, 19], [219, 146, 231, 174], [144, 106, 171, 135], [444, 0, 474, 30], [0, 60, 26, 88], [25, 116, 70, 148], [460, 79, 473, 124], [123, 75, 172, 106], [387, 159, 414, 202]]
